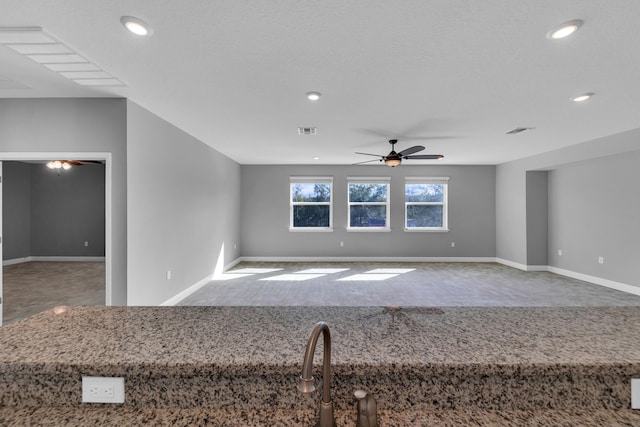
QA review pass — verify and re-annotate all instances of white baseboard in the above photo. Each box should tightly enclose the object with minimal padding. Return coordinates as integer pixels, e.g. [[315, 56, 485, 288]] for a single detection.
[[548, 266, 640, 296], [31, 256, 106, 262], [223, 257, 243, 273], [239, 256, 496, 263], [496, 258, 640, 296], [3, 256, 32, 266], [3, 256, 105, 266], [495, 258, 528, 271], [161, 257, 244, 306], [160, 274, 214, 306]]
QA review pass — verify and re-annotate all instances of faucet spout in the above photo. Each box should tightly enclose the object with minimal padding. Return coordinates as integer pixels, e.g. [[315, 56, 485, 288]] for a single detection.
[[298, 321, 335, 427]]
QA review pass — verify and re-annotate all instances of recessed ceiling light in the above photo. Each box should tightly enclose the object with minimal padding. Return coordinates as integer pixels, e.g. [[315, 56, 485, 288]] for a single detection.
[[120, 16, 153, 36], [306, 91, 322, 101], [547, 19, 583, 39], [571, 93, 594, 102]]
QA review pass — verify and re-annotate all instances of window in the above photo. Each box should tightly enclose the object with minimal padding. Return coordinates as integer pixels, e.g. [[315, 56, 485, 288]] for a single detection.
[[405, 177, 449, 231], [290, 177, 333, 231], [347, 177, 390, 231]]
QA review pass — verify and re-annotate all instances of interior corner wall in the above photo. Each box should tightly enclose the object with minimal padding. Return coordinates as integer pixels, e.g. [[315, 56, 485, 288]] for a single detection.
[[525, 171, 548, 266], [240, 164, 496, 258], [126, 101, 241, 306], [0, 98, 128, 305], [495, 162, 527, 265], [2, 162, 31, 260], [496, 127, 640, 286], [547, 150, 640, 287], [30, 163, 105, 256]]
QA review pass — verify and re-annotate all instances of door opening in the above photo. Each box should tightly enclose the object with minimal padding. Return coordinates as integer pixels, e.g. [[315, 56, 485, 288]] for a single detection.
[[0, 153, 112, 326]]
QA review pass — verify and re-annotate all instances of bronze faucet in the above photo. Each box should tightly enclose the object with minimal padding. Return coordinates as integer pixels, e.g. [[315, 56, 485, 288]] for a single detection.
[[298, 321, 335, 427]]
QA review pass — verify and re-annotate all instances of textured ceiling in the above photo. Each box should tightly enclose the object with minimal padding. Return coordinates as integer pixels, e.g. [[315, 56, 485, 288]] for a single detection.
[[1, 1, 639, 165]]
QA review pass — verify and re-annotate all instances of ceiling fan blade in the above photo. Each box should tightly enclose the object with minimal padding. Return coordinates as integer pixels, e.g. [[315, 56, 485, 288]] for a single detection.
[[397, 145, 425, 157], [404, 154, 444, 160], [355, 151, 384, 157], [65, 160, 103, 165], [352, 159, 382, 165]]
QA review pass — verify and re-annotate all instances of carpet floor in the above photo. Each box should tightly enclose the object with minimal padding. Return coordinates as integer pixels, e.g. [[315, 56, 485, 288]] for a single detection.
[[178, 261, 640, 307], [2, 261, 105, 325]]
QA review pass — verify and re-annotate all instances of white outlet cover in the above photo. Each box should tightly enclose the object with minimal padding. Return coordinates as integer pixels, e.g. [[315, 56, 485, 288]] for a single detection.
[[82, 376, 125, 403], [632, 378, 640, 409]]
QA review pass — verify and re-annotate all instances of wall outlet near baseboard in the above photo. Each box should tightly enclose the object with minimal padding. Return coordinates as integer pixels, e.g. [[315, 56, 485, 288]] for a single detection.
[[632, 379, 640, 409], [166, 270, 172, 280], [451, 242, 455, 247], [558, 249, 562, 256], [82, 376, 124, 403], [598, 256, 604, 264], [84, 241, 89, 247]]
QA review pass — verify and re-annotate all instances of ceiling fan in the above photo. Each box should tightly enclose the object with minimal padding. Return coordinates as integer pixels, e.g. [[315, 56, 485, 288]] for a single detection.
[[354, 139, 444, 167]]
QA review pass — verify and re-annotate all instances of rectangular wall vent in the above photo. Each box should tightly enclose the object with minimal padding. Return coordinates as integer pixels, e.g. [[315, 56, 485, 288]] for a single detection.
[[298, 127, 317, 135]]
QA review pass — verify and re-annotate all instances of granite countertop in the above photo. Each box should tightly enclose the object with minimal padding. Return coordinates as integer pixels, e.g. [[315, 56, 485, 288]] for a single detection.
[[3, 305, 640, 368], [2, 306, 640, 425], [2, 406, 640, 426]]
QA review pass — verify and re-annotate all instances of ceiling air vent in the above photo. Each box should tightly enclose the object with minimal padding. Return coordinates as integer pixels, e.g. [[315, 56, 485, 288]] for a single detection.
[[506, 127, 534, 135], [298, 127, 317, 135]]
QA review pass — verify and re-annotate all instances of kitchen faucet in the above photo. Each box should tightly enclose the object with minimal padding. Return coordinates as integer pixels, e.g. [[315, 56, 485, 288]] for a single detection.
[[298, 321, 335, 427]]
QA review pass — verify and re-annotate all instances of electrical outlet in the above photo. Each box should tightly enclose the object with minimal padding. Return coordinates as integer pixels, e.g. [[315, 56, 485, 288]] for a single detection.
[[558, 249, 562, 256], [451, 242, 455, 248], [82, 377, 124, 403], [84, 241, 89, 247], [340, 241, 344, 247], [632, 379, 640, 409], [598, 256, 604, 264], [166, 270, 172, 280]]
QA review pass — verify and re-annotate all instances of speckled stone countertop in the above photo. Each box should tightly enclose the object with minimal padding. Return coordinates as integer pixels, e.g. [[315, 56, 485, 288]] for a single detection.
[[2, 306, 640, 425]]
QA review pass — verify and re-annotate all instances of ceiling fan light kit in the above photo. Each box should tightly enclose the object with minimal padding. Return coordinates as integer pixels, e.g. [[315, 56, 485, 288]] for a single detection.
[[47, 160, 71, 170], [46, 159, 103, 173]]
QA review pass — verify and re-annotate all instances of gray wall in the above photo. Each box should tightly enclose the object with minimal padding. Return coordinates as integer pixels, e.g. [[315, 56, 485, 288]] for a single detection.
[[30, 163, 105, 256], [548, 151, 640, 286], [496, 127, 640, 287], [126, 101, 241, 305], [2, 162, 31, 260], [240, 165, 496, 258], [525, 171, 548, 266], [0, 98, 127, 305]]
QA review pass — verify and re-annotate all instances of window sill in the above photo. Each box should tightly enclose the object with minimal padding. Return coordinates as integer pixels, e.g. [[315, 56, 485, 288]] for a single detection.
[[347, 228, 392, 232], [404, 228, 450, 233], [289, 227, 334, 232]]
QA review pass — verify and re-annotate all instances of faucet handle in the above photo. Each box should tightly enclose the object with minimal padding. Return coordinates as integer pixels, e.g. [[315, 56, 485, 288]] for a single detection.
[[354, 390, 377, 427]]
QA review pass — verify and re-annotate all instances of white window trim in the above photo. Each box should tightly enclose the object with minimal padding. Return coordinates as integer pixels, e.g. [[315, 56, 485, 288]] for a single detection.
[[347, 177, 391, 231], [404, 177, 449, 232], [289, 176, 334, 231]]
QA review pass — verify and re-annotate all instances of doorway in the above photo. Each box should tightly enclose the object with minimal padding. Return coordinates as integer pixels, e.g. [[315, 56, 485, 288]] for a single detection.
[[0, 152, 112, 326]]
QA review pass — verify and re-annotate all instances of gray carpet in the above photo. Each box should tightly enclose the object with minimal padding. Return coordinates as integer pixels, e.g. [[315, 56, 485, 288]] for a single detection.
[[2, 261, 105, 325], [179, 261, 640, 307]]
